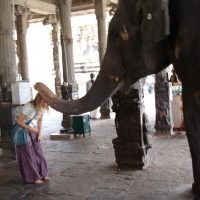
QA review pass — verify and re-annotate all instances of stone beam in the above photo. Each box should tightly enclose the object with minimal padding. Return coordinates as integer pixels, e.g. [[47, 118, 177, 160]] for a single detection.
[[14, 0, 108, 16], [14, 0, 56, 15], [71, 4, 94, 12]]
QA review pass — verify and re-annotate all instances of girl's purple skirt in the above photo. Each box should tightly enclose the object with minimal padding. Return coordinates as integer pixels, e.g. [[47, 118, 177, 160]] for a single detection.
[[16, 132, 48, 183]]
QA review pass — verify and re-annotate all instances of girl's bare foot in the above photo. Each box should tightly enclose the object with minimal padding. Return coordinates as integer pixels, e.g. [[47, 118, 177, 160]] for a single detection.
[[35, 180, 43, 184], [44, 177, 49, 180]]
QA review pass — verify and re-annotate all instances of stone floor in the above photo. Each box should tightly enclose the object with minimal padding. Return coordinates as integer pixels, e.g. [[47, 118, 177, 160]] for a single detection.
[[0, 94, 196, 200]]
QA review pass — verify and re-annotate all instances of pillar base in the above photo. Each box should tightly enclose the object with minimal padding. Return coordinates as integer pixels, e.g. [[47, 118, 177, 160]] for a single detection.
[[0, 150, 16, 160], [100, 100, 111, 119], [100, 107, 111, 119], [62, 114, 72, 129], [112, 137, 149, 169], [155, 129, 172, 135], [0, 143, 16, 160]]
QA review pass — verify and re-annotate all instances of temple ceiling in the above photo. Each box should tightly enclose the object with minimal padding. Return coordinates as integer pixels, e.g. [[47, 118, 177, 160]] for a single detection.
[[14, 0, 118, 23]]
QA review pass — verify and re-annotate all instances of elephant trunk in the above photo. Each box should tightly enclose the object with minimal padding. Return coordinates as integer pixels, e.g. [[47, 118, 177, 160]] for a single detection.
[[34, 70, 124, 115]]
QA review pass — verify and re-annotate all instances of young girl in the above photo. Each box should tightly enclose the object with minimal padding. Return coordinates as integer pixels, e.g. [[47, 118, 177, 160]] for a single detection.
[[16, 93, 50, 184]]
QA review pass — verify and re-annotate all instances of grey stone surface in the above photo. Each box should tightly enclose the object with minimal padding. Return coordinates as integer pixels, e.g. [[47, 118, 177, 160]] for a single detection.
[[0, 94, 196, 200], [50, 132, 74, 140]]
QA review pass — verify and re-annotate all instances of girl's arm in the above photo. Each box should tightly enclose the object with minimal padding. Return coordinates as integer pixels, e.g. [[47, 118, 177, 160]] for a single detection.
[[37, 114, 43, 142], [17, 113, 38, 133]]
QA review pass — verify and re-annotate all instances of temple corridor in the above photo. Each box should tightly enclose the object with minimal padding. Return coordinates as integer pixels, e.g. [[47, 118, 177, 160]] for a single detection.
[[0, 93, 194, 200]]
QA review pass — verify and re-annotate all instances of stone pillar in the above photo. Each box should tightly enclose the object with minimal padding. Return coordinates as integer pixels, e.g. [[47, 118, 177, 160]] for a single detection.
[[94, 0, 111, 119], [43, 15, 62, 98], [0, 0, 18, 159], [15, 5, 30, 81], [112, 79, 151, 169], [57, 0, 78, 129], [0, 0, 17, 86], [57, 0, 76, 85], [94, 0, 107, 64], [155, 69, 173, 135]]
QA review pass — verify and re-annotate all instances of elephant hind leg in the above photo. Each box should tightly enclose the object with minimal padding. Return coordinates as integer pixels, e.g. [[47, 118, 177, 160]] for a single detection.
[[182, 88, 200, 199]]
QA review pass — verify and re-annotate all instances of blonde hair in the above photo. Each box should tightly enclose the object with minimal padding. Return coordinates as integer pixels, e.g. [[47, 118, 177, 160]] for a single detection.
[[29, 93, 49, 117]]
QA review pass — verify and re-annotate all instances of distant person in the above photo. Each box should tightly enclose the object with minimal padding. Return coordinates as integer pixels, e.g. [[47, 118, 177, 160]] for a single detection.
[[15, 93, 50, 184], [146, 75, 155, 94], [86, 73, 99, 119]]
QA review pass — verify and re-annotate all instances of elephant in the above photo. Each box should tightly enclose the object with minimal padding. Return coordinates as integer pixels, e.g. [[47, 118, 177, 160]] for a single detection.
[[34, 0, 200, 199]]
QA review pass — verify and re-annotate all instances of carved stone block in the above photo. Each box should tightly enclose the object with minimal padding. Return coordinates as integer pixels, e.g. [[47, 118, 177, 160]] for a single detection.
[[112, 82, 150, 169]]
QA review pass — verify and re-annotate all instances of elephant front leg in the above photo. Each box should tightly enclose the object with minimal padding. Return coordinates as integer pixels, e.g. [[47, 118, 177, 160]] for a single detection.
[[183, 93, 200, 199]]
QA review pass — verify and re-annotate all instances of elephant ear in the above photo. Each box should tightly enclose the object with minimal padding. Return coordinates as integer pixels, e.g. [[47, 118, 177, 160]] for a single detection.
[[135, 0, 170, 50]]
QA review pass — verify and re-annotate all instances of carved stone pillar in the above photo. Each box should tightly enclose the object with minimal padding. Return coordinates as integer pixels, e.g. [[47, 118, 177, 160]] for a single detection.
[[0, 0, 17, 159], [57, 0, 78, 129], [94, 0, 107, 64], [155, 69, 173, 135], [0, 0, 17, 86], [15, 5, 30, 81], [112, 79, 150, 169], [94, 0, 111, 119], [16, 35, 21, 77], [57, 0, 76, 85], [43, 15, 62, 98]]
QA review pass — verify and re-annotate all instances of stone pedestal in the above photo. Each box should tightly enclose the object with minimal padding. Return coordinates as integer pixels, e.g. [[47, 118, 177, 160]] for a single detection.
[[112, 138, 148, 168], [155, 70, 173, 135], [112, 81, 150, 169]]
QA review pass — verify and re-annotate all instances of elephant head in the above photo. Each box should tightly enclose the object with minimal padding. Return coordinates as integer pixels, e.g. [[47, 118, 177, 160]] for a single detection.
[[34, 0, 171, 115]]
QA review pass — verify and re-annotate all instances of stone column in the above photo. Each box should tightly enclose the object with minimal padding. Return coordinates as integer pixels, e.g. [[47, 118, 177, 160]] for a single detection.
[[15, 5, 30, 81], [57, 0, 76, 85], [0, 0, 18, 159], [94, 0, 107, 64], [94, 0, 111, 119], [43, 15, 62, 98], [57, 0, 78, 129], [112, 79, 151, 169], [155, 69, 173, 135], [0, 0, 17, 86]]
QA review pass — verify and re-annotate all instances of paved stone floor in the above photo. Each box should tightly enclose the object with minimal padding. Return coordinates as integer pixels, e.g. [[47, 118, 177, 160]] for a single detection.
[[0, 94, 196, 200]]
